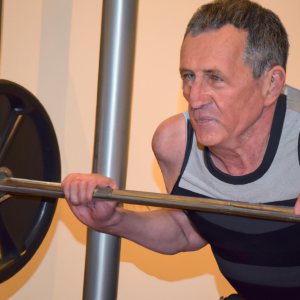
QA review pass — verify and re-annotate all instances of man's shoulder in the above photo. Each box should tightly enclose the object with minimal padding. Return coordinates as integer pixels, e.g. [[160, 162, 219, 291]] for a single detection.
[[152, 113, 187, 161]]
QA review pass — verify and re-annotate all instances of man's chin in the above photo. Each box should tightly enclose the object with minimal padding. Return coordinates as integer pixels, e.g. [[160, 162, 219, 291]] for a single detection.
[[195, 133, 223, 147]]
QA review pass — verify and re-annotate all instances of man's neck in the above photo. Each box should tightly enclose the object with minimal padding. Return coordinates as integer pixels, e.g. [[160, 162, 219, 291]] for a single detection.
[[209, 102, 277, 176]]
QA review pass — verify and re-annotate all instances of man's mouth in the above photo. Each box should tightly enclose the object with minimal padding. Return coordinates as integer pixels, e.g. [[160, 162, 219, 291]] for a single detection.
[[194, 117, 219, 125], [190, 105, 220, 125]]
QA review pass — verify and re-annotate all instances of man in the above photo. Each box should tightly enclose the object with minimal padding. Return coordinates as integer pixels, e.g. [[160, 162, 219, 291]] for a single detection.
[[62, 0, 300, 299]]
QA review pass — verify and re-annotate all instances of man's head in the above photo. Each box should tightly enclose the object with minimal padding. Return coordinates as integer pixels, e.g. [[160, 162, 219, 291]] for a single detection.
[[180, 0, 287, 149], [184, 0, 289, 79]]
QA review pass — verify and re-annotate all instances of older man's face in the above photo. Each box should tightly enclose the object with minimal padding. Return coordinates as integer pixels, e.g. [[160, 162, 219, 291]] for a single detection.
[[180, 24, 266, 149]]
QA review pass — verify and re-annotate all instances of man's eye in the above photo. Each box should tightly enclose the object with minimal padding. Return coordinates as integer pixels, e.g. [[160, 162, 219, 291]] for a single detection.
[[213, 75, 223, 82], [186, 74, 195, 79], [181, 73, 195, 87]]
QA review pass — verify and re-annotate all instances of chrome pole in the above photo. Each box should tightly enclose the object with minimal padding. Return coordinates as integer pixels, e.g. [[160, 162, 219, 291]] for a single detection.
[[0, 0, 3, 74], [83, 1, 139, 299]]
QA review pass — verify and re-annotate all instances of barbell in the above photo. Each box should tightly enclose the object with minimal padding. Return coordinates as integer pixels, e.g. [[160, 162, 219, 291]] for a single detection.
[[0, 79, 299, 284], [0, 166, 299, 223]]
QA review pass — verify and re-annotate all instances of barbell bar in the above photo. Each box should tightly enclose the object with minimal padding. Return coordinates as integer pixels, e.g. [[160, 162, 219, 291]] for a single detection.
[[0, 167, 299, 223]]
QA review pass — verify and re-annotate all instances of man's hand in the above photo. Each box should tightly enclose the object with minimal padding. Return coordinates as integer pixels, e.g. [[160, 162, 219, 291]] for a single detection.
[[62, 173, 207, 254], [62, 173, 120, 232], [294, 194, 300, 215]]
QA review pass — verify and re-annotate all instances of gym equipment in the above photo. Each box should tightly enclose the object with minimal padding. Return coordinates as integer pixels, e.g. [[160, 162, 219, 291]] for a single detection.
[[83, 1, 139, 299], [0, 166, 299, 223], [0, 80, 61, 283]]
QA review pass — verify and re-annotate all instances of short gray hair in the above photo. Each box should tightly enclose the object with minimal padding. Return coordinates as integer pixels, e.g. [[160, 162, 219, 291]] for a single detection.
[[185, 0, 289, 79]]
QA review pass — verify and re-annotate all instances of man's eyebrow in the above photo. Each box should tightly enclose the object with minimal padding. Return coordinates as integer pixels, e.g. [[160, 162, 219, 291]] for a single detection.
[[179, 68, 226, 78], [179, 68, 192, 74], [202, 69, 225, 77]]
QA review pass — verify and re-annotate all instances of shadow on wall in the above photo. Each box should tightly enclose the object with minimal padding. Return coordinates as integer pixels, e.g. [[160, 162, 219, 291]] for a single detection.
[[120, 89, 236, 297], [59, 199, 87, 245]]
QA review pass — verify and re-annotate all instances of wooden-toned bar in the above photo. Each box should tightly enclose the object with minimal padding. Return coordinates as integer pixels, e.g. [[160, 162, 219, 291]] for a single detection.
[[0, 169, 299, 223]]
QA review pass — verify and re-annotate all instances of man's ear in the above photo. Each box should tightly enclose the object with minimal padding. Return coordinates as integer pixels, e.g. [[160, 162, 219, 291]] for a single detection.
[[262, 66, 286, 107]]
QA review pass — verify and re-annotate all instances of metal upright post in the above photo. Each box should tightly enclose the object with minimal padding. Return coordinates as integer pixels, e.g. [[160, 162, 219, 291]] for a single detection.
[[83, 0, 139, 299], [0, 0, 3, 74]]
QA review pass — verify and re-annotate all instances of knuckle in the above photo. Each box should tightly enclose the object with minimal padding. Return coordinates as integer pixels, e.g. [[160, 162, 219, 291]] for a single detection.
[[70, 198, 79, 206]]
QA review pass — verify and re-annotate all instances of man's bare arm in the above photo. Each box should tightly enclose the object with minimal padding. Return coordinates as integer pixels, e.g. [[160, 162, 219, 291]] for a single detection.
[[62, 113, 207, 254], [104, 207, 206, 254]]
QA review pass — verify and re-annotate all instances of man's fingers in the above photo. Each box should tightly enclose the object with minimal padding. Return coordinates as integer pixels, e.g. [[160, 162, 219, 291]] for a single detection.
[[78, 179, 89, 205], [106, 179, 117, 190], [61, 174, 121, 230], [70, 178, 80, 205], [62, 173, 118, 207], [87, 180, 98, 202]]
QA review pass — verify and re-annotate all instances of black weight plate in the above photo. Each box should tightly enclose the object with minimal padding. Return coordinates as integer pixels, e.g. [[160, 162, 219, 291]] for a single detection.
[[0, 79, 61, 283]]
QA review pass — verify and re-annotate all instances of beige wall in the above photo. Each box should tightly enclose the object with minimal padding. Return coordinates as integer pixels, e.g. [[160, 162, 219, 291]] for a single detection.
[[0, 0, 299, 299]]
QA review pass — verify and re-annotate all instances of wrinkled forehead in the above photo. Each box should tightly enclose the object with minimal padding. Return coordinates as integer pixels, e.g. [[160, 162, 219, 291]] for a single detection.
[[180, 24, 248, 68]]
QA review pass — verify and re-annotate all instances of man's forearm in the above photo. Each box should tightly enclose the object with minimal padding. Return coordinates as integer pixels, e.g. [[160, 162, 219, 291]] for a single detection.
[[104, 208, 207, 255]]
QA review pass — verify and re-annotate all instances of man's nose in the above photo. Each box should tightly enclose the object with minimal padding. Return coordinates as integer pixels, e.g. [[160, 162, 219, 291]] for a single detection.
[[188, 78, 210, 109]]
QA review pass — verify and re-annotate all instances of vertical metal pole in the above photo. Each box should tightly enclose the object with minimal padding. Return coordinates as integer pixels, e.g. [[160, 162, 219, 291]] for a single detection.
[[0, 0, 3, 75], [83, 0, 139, 299]]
